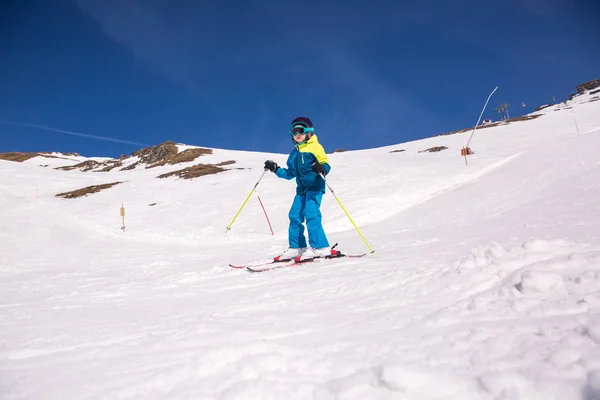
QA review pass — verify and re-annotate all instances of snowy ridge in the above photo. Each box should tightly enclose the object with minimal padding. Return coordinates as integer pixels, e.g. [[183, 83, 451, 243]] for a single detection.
[[1, 90, 600, 399]]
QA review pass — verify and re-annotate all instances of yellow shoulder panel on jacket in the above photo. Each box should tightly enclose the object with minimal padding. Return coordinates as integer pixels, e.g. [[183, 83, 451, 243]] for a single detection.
[[298, 135, 329, 165]]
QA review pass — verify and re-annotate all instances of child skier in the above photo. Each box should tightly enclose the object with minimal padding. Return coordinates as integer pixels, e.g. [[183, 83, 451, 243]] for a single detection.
[[264, 116, 332, 260]]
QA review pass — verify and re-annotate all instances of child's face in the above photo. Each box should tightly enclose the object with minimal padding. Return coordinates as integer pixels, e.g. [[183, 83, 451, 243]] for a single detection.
[[293, 132, 307, 143]]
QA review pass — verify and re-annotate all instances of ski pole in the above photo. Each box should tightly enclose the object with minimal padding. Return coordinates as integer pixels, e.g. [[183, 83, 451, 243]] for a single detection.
[[226, 169, 267, 233], [256, 194, 274, 235], [319, 173, 376, 256]]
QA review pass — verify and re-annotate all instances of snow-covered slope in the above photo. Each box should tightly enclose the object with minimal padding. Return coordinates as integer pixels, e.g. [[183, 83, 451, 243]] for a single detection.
[[1, 91, 599, 399]]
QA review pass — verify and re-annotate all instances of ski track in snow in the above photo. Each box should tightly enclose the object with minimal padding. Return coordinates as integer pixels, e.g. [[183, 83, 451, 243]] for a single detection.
[[1, 93, 600, 399]]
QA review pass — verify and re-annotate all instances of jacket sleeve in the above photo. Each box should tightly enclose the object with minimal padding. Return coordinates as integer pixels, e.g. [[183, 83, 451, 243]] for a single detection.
[[314, 144, 331, 175], [275, 153, 297, 180]]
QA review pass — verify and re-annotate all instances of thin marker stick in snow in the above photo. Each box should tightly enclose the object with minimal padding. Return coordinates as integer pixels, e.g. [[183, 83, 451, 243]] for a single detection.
[[465, 86, 499, 150], [226, 169, 267, 233], [319, 173, 376, 256], [256, 194, 274, 235], [120, 203, 125, 232]]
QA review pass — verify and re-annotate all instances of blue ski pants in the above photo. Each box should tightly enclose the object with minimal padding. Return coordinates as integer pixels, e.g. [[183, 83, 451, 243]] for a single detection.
[[288, 191, 330, 249]]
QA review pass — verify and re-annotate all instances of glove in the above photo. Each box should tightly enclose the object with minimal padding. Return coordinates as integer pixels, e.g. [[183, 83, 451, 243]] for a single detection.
[[312, 163, 325, 174], [264, 160, 278, 173]]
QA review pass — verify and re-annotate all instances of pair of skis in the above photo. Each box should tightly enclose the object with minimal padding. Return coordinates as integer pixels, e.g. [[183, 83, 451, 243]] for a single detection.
[[229, 245, 366, 273]]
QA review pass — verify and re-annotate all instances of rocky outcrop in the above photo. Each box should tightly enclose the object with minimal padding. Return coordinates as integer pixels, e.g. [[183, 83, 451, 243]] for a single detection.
[[55, 182, 122, 199]]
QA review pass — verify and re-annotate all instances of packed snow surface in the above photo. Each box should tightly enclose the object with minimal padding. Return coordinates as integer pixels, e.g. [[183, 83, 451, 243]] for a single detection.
[[1, 92, 600, 399]]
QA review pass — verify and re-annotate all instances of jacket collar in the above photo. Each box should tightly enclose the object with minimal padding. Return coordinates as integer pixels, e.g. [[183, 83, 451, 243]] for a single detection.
[[296, 134, 318, 150]]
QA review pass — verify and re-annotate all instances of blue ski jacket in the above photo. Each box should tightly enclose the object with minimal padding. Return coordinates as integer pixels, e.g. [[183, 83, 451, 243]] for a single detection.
[[275, 134, 331, 194]]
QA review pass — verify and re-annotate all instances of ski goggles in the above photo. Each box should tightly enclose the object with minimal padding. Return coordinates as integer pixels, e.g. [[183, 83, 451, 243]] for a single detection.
[[290, 125, 314, 136]]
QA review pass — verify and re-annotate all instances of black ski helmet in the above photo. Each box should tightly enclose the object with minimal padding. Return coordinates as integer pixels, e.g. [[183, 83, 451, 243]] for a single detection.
[[291, 116, 313, 128]]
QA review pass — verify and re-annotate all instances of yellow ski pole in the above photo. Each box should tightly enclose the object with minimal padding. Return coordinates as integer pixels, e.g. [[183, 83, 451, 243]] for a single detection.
[[226, 169, 267, 233], [319, 173, 376, 256]]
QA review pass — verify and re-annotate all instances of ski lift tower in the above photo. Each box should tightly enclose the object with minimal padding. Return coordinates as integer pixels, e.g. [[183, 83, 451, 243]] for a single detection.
[[495, 103, 510, 120]]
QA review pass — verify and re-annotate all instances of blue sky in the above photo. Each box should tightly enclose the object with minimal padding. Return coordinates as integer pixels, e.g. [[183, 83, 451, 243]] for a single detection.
[[1, 0, 599, 158]]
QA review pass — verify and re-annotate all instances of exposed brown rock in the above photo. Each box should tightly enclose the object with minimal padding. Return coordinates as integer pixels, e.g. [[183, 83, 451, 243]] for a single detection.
[[0, 152, 39, 162], [535, 104, 554, 111], [389, 149, 406, 153], [56, 159, 122, 172], [55, 160, 102, 172], [132, 141, 179, 165], [135, 142, 175, 165], [98, 160, 123, 172], [504, 114, 542, 122], [576, 78, 600, 93], [148, 147, 213, 168], [419, 146, 448, 153], [1, 152, 82, 163], [437, 113, 542, 137], [437, 122, 499, 137], [128, 141, 214, 168], [436, 127, 473, 136], [157, 164, 226, 179], [56, 182, 122, 199], [120, 162, 139, 171], [216, 160, 235, 166]]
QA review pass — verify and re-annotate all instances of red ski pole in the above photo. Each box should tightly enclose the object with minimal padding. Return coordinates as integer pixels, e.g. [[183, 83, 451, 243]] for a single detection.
[[256, 195, 274, 235]]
